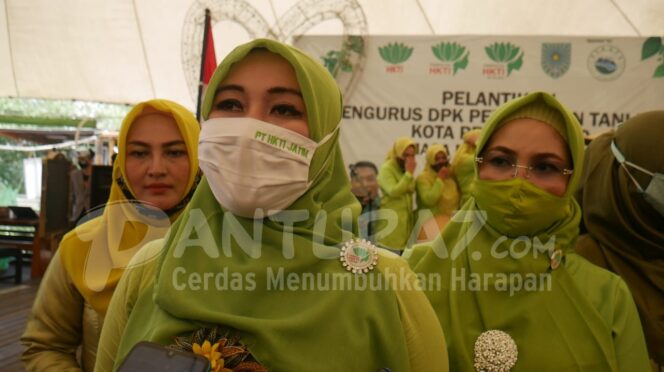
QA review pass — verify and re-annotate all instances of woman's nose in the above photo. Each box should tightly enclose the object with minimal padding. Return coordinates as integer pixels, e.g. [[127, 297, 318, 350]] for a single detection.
[[147, 154, 167, 177]]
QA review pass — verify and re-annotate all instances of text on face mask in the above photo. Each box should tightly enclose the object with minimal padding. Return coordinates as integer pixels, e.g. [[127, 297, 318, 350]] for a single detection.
[[254, 130, 310, 158]]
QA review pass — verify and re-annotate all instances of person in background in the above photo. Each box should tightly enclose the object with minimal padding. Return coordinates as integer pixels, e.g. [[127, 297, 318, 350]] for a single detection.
[[405, 92, 649, 371], [21, 99, 200, 372], [575, 111, 664, 370], [95, 39, 448, 372], [415, 144, 459, 242], [70, 148, 95, 225], [450, 129, 481, 207], [349, 161, 380, 242], [375, 137, 416, 252]]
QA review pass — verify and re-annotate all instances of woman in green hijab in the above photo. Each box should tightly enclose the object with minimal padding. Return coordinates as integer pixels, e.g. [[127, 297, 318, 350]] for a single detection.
[[375, 137, 417, 250], [405, 92, 649, 371], [95, 39, 448, 372], [575, 111, 664, 369]]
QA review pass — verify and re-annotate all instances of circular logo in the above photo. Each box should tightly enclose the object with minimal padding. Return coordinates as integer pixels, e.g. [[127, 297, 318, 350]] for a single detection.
[[340, 238, 378, 274], [587, 45, 625, 81]]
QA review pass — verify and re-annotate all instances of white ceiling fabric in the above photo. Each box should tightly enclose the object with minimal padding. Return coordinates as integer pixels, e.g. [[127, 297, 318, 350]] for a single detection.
[[1, 0, 663, 111]]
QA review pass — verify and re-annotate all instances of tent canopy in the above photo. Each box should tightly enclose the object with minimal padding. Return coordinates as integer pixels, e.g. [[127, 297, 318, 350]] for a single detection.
[[1, 0, 663, 111]]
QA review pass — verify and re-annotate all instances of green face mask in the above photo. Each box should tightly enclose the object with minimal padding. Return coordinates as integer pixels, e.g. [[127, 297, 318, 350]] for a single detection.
[[472, 178, 571, 237]]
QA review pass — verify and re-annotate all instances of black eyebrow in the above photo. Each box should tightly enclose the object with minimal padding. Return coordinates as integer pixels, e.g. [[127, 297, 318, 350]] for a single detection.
[[267, 87, 303, 98], [484, 146, 567, 164], [531, 152, 566, 163], [127, 140, 185, 148], [127, 141, 150, 147], [214, 84, 302, 98], [162, 140, 186, 148], [483, 146, 516, 156], [215, 84, 244, 94]]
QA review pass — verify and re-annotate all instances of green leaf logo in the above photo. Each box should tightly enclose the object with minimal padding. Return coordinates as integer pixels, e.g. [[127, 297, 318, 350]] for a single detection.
[[431, 42, 469, 74], [379, 42, 414, 65], [320, 36, 364, 78], [641, 36, 664, 78], [353, 247, 370, 262], [485, 42, 524, 75]]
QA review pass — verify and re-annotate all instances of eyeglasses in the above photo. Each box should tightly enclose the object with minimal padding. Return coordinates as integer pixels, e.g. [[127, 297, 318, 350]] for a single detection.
[[475, 154, 573, 183]]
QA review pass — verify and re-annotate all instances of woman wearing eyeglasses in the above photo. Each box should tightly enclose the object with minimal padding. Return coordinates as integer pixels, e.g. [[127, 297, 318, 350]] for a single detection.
[[575, 111, 664, 370], [415, 144, 459, 242], [405, 92, 649, 371]]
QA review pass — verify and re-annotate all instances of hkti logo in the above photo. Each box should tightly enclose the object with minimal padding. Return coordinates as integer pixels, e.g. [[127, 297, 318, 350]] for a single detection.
[[483, 42, 524, 78], [430, 42, 469, 75], [378, 42, 414, 73], [587, 44, 625, 81], [541, 43, 571, 79]]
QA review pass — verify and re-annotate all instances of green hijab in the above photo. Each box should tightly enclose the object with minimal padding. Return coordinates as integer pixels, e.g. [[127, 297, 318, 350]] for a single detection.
[[115, 39, 418, 371], [408, 92, 622, 370], [575, 111, 664, 363]]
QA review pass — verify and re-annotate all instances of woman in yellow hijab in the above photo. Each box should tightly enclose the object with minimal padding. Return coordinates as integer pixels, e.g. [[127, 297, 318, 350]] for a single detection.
[[416, 144, 460, 242], [451, 129, 481, 207], [375, 137, 417, 250], [21, 99, 200, 371]]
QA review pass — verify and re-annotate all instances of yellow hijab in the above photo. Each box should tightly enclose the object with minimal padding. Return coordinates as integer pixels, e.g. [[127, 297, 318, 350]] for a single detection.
[[386, 136, 415, 160], [420, 144, 448, 181], [420, 144, 459, 214], [451, 129, 481, 206], [59, 99, 200, 315]]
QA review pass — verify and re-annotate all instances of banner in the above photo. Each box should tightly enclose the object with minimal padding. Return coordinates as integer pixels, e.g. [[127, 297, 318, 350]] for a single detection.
[[295, 35, 664, 171]]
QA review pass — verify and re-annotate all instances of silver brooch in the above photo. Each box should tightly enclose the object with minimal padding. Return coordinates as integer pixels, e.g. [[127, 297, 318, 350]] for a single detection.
[[340, 238, 378, 274], [549, 249, 564, 270], [473, 330, 518, 372]]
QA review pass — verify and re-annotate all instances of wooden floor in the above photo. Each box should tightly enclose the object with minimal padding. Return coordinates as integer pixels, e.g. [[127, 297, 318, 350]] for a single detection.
[[0, 270, 39, 372]]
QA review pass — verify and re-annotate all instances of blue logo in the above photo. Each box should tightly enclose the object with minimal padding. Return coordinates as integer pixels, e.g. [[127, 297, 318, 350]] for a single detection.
[[587, 44, 625, 81], [541, 43, 571, 79]]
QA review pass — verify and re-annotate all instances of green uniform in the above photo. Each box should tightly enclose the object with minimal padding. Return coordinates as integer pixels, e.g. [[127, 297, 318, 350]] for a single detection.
[[95, 39, 449, 372], [406, 92, 649, 371]]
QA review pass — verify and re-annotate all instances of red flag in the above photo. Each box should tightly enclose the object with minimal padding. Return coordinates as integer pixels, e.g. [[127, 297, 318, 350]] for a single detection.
[[201, 11, 217, 84], [196, 9, 217, 120]]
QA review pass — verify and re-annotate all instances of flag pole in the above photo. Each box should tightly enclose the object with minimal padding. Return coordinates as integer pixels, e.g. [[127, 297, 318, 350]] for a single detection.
[[195, 8, 212, 121]]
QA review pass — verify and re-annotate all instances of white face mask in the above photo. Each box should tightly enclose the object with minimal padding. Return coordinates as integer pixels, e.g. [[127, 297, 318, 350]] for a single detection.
[[611, 140, 664, 217], [198, 117, 337, 218]]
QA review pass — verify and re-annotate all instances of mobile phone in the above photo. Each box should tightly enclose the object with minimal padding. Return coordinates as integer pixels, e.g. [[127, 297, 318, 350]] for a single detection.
[[118, 341, 210, 372]]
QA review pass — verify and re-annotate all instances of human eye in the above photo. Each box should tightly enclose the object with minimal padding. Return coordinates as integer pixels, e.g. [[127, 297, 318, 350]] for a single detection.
[[485, 154, 513, 169], [214, 99, 243, 112], [128, 150, 149, 159], [531, 161, 563, 175], [271, 104, 303, 118], [166, 149, 187, 158]]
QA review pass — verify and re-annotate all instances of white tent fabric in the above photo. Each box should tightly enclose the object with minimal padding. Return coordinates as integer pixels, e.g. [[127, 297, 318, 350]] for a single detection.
[[1, 0, 663, 111]]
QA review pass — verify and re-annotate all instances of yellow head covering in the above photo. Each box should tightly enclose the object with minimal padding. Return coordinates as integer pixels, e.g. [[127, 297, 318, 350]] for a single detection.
[[451, 129, 481, 205], [416, 144, 459, 218], [59, 99, 200, 315], [386, 136, 415, 160], [422, 144, 448, 179]]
